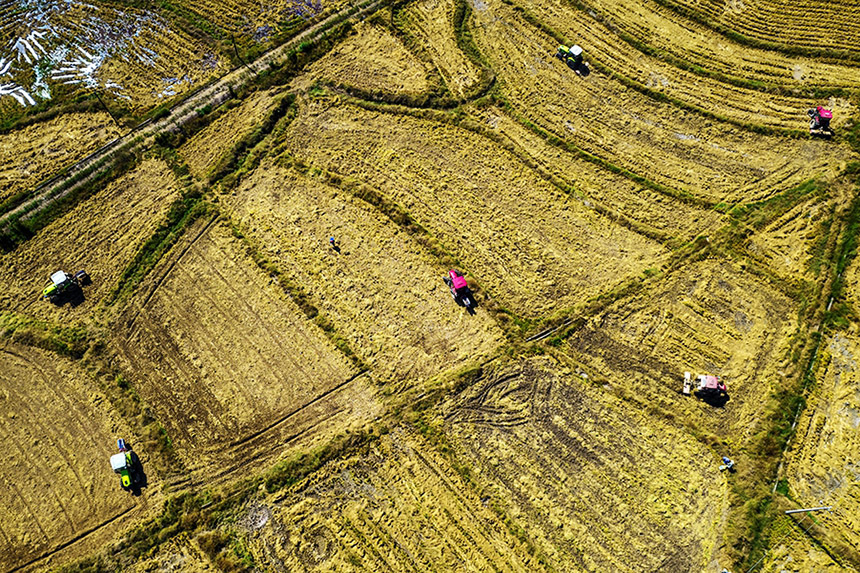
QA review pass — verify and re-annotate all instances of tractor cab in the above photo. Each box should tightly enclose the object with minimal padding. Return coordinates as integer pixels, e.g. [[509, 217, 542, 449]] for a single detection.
[[449, 270, 468, 292], [697, 374, 727, 396], [111, 438, 142, 492], [42, 269, 91, 305], [555, 44, 590, 76], [110, 452, 133, 489], [42, 271, 72, 299], [444, 270, 476, 310]]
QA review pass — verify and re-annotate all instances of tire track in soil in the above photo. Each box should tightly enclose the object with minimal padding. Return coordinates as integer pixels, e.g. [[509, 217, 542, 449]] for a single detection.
[[0, 346, 141, 573], [113, 217, 363, 484], [7, 506, 137, 573]]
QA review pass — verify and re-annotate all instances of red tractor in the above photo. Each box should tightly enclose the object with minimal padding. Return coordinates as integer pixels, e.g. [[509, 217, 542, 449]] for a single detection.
[[808, 106, 834, 138], [444, 270, 476, 310]]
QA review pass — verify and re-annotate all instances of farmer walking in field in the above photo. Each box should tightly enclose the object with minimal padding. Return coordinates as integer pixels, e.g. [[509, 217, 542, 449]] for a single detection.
[[329, 236, 341, 253]]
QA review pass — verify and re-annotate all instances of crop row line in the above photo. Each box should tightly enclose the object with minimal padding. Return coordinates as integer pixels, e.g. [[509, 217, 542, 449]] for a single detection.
[[509, 1, 809, 138], [559, 0, 856, 97], [648, 0, 860, 63]]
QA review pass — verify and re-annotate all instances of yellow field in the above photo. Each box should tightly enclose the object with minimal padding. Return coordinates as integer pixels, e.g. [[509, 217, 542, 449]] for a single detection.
[[579, 0, 860, 90], [2, 0, 859, 570], [519, 0, 853, 131], [282, 100, 668, 317], [181, 89, 282, 179], [469, 0, 851, 203], [661, 0, 860, 55], [468, 105, 724, 242], [228, 161, 504, 385], [112, 219, 377, 483], [399, 0, 482, 98], [245, 428, 539, 571], [300, 22, 433, 97], [0, 113, 121, 205], [443, 355, 726, 570], [565, 259, 798, 439], [0, 344, 149, 572], [0, 158, 182, 320]]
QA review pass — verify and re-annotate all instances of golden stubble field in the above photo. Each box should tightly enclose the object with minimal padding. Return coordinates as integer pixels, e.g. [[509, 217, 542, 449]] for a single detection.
[[0, 344, 154, 572], [281, 100, 668, 317], [1, 0, 858, 570], [112, 218, 381, 484]]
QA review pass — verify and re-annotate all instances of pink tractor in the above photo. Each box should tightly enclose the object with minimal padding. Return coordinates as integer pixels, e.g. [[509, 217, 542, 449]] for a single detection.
[[684, 371, 728, 404], [444, 270, 476, 311], [808, 106, 834, 137]]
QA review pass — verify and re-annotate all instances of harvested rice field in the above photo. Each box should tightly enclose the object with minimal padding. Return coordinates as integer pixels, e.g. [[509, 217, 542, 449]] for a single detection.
[[0, 113, 121, 206], [300, 22, 433, 98], [0, 157, 182, 320], [1, 0, 858, 570], [281, 100, 668, 317]]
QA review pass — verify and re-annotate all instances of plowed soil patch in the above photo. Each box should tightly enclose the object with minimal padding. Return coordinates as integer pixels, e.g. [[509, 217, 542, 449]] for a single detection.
[[282, 101, 667, 317], [565, 259, 797, 439], [444, 355, 725, 571], [399, 0, 481, 98], [0, 344, 144, 572], [470, 0, 850, 202], [0, 158, 181, 320], [300, 22, 431, 97], [0, 113, 121, 205], [229, 161, 503, 385], [181, 90, 281, 179], [245, 428, 537, 572], [113, 219, 372, 483]]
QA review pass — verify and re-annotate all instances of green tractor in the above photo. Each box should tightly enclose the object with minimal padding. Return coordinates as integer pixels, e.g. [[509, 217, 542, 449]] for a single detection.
[[110, 438, 144, 492], [42, 270, 91, 306]]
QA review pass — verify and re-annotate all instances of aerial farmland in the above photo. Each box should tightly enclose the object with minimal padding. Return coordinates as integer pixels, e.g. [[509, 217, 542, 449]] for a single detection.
[[0, 0, 858, 571]]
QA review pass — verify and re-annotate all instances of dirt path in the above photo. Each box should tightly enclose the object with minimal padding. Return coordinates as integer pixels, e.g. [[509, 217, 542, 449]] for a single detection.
[[0, 0, 382, 230]]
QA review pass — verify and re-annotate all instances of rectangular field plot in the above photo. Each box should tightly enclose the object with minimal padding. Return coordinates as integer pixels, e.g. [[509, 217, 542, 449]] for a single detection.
[[565, 259, 798, 438], [229, 162, 504, 385], [0, 344, 142, 572], [244, 429, 538, 572], [113, 219, 372, 482], [469, 0, 851, 203], [282, 102, 667, 317], [470, 106, 723, 243], [181, 89, 282, 180], [0, 112, 121, 205], [0, 158, 182, 319], [443, 356, 725, 571]]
